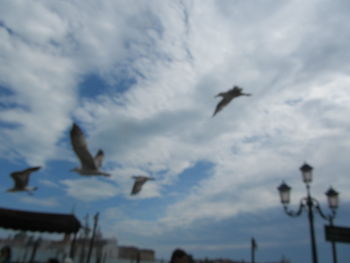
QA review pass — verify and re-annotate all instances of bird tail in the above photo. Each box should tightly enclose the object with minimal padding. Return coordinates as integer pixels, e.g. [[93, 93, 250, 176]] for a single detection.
[[27, 187, 38, 195], [243, 93, 252, 96]]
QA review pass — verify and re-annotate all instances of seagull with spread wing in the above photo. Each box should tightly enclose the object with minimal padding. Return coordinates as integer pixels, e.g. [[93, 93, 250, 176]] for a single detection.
[[212, 86, 251, 117], [130, 175, 155, 195], [70, 123, 110, 177], [7, 167, 41, 193]]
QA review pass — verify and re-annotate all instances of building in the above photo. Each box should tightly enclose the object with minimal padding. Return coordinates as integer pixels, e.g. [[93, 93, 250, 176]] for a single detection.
[[118, 246, 156, 261], [0, 232, 119, 263]]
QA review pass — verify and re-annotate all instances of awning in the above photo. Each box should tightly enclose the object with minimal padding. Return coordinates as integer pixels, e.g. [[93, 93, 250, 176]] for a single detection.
[[0, 207, 81, 234]]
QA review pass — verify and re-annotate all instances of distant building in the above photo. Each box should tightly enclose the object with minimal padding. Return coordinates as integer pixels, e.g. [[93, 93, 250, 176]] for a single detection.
[[118, 246, 155, 261], [194, 258, 291, 263], [68, 234, 119, 263], [0, 232, 119, 263], [0, 231, 158, 263], [118, 246, 138, 259], [139, 249, 156, 261]]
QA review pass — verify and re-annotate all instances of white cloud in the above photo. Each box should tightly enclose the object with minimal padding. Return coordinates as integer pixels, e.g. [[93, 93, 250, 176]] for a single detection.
[[39, 179, 61, 189], [0, 1, 79, 165], [71, 0, 350, 230], [18, 196, 59, 207], [61, 178, 119, 201], [1, 1, 350, 253]]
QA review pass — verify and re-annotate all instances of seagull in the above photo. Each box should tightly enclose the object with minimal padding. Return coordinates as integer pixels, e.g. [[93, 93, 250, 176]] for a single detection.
[[70, 123, 110, 177], [212, 86, 251, 117], [7, 167, 41, 194], [130, 175, 155, 195]]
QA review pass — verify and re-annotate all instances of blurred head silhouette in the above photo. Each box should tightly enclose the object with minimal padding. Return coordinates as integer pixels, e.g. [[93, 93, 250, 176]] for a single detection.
[[47, 258, 59, 263], [0, 246, 11, 262], [170, 249, 188, 263]]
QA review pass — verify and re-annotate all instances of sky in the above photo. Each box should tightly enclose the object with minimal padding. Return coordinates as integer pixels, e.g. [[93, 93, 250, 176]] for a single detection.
[[0, 0, 350, 262]]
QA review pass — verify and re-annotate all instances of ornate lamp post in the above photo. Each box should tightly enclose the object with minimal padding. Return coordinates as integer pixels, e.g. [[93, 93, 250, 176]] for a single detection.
[[277, 163, 340, 263]]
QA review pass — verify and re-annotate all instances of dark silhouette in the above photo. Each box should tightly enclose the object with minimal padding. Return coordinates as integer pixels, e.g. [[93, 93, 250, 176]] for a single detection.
[[170, 249, 188, 263], [7, 167, 41, 193], [212, 86, 251, 117], [29, 237, 41, 263], [86, 213, 99, 263], [130, 175, 155, 195], [251, 238, 257, 263], [0, 245, 12, 263], [47, 258, 59, 263]]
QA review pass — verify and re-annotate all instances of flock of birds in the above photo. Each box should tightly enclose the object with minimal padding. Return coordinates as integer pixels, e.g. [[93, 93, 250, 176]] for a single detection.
[[6, 86, 251, 196]]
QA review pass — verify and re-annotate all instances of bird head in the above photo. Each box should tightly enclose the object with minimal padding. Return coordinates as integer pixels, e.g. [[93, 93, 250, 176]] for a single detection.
[[233, 86, 242, 92]]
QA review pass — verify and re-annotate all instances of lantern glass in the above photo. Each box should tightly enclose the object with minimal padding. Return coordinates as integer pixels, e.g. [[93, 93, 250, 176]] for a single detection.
[[277, 182, 291, 205], [325, 187, 339, 210], [300, 163, 313, 184]]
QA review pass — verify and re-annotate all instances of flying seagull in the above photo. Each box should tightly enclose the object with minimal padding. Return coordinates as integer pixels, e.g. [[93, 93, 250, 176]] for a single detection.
[[70, 123, 110, 177], [212, 86, 251, 117], [130, 175, 155, 195], [7, 167, 41, 194]]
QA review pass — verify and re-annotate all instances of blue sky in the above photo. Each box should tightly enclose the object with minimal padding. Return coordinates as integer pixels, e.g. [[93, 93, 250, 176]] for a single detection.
[[1, 0, 350, 262]]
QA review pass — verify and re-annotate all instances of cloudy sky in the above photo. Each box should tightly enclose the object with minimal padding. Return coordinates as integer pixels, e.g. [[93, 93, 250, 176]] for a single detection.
[[1, 0, 350, 262]]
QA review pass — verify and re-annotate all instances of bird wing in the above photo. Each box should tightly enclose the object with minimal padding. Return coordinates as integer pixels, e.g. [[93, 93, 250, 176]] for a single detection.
[[212, 96, 233, 117], [130, 176, 155, 195], [215, 92, 226, 98], [21, 166, 41, 175], [94, 150, 104, 168], [70, 123, 97, 170], [10, 166, 41, 189], [10, 172, 27, 189], [130, 177, 148, 195], [130, 181, 144, 195]]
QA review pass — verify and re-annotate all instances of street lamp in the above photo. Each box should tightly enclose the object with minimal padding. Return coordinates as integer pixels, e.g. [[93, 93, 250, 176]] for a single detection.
[[277, 163, 340, 263], [300, 163, 313, 184], [277, 181, 291, 205], [325, 187, 339, 211]]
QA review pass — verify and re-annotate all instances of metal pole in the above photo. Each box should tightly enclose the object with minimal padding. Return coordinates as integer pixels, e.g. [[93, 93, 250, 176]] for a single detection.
[[251, 238, 255, 263], [329, 218, 338, 263], [306, 186, 318, 263], [80, 215, 90, 263], [29, 237, 41, 263], [136, 251, 141, 263], [86, 212, 99, 263], [70, 232, 78, 259]]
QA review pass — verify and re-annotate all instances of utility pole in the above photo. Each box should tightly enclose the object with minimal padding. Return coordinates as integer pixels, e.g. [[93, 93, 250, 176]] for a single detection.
[[80, 214, 90, 263], [29, 237, 41, 263], [251, 238, 257, 263], [86, 212, 99, 263]]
